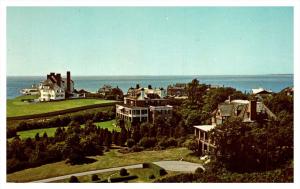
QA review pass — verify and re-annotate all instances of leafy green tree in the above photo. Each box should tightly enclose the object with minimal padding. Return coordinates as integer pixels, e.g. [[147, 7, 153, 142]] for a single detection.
[[63, 134, 85, 164], [119, 128, 128, 146]]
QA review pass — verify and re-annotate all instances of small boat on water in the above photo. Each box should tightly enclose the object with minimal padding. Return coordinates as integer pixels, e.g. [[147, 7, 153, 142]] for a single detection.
[[20, 84, 39, 95]]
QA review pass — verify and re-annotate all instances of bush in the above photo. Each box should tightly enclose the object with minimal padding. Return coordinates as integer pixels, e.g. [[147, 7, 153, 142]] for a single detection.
[[139, 137, 157, 148], [142, 162, 167, 177], [120, 168, 129, 176], [149, 174, 155, 179], [69, 176, 80, 183], [126, 138, 135, 148], [91, 174, 100, 181], [7, 127, 17, 138], [158, 137, 178, 148], [195, 167, 204, 174]]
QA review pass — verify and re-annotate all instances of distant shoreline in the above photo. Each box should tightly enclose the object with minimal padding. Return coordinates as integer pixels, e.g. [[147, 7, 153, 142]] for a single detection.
[[6, 74, 294, 77]]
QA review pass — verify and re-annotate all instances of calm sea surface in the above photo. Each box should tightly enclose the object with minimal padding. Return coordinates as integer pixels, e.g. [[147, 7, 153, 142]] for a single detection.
[[7, 75, 293, 99]]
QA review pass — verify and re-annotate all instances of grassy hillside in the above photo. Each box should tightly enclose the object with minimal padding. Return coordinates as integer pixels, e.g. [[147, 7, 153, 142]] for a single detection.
[[7, 148, 191, 182], [7, 95, 116, 117]]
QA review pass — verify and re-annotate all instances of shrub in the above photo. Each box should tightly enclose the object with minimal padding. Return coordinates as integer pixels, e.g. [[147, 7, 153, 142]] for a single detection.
[[126, 138, 135, 148], [149, 174, 155, 179], [195, 167, 204, 175], [91, 174, 100, 181], [158, 137, 177, 148], [120, 168, 129, 176], [142, 162, 167, 177], [69, 176, 80, 183], [139, 137, 157, 148]]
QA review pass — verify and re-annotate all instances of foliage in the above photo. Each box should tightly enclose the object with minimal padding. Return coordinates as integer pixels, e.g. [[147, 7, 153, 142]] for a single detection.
[[211, 116, 293, 172], [139, 137, 157, 148], [69, 176, 80, 183], [120, 168, 129, 176], [91, 174, 100, 181]]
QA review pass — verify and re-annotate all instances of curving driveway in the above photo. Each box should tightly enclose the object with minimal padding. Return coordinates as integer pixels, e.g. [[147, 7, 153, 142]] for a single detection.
[[32, 160, 203, 183]]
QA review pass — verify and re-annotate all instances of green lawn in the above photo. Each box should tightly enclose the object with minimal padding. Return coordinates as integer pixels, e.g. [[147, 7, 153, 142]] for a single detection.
[[7, 147, 192, 182], [16, 120, 119, 140], [7, 95, 116, 117]]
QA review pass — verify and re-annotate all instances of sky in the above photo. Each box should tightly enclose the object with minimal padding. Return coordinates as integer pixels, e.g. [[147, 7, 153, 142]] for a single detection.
[[7, 7, 293, 76]]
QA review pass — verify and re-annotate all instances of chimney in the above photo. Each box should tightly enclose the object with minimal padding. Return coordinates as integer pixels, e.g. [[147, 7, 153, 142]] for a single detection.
[[228, 95, 231, 103], [140, 88, 145, 100], [249, 100, 257, 120], [56, 73, 61, 87], [67, 71, 71, 92], [50, 72, 55, 76]]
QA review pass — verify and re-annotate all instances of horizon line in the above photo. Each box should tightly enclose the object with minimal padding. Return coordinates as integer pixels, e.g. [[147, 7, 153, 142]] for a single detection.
[[6, 73, 294, 77]]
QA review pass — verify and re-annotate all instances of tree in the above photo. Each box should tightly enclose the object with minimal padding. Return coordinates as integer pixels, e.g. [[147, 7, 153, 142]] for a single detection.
[[35, 133, 40, 141], [132, 125, 141, 143], [119, 128, 128, 146], [64, 134, 85, 164], [120, 168, 129, 176], [188, 140, 199, 154], [91, 174, 100, 182], [104, 130, 112, 147], [69, 176, 80, 183], [126, 138, 135, 148]]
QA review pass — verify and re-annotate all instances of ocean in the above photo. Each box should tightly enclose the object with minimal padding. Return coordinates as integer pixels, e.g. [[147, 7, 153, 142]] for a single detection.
[[7, 75, 293, 99]]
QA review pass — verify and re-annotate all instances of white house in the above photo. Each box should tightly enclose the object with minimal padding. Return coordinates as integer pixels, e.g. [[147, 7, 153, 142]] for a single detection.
[[39, 71, 76, 101]]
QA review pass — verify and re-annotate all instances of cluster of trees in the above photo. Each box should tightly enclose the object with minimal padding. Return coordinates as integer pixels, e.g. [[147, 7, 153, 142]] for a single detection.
[[115, 113, 188, 151], [179, 79, 249, 132], [7, 120, 116, 173], [155, 160, 293, 183], [12, 109, 115, 133], [211, 116, 293, 172]]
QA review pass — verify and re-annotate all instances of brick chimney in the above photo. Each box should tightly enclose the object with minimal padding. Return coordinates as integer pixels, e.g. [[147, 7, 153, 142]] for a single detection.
[[249, 100, 257, 120], [56, 73, 61, 87], [140, 88, 145, 100], [67, 71, 71, 92], [228, 95, 231, 103]]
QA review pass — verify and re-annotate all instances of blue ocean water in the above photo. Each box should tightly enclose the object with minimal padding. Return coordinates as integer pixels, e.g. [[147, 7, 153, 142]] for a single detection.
[[7, 75, 293, 99]]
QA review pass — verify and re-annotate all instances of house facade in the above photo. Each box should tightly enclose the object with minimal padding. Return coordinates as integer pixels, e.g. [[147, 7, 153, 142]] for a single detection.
[[39, 71, 76, 101], [116, 86, 172, 124], [167, 83, 188, 97], [194, 98, 276, 155]]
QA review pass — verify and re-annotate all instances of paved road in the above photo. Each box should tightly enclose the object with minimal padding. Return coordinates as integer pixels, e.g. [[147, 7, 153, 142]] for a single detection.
[[153, 161, 204, 172], [32, 160, 203, 183]]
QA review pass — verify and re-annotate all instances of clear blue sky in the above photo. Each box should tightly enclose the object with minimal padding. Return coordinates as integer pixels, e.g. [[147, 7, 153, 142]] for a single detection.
[[7, 7, 293, 76]]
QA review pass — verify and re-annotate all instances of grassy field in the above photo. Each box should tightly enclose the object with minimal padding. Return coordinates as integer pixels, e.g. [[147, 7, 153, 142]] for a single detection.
[[15, 120, 119, 140], [7, 95, 116, 117], [7, 106, 114, 129], [7, 147, 192, 182]]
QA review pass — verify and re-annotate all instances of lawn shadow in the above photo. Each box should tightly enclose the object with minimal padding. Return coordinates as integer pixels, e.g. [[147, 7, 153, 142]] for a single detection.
[[67, 157, 97, 165]]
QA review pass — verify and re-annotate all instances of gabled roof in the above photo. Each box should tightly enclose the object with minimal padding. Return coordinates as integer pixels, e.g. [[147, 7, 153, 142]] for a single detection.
[[252, 88, 272, 95], [194, 125, 216, 132]]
